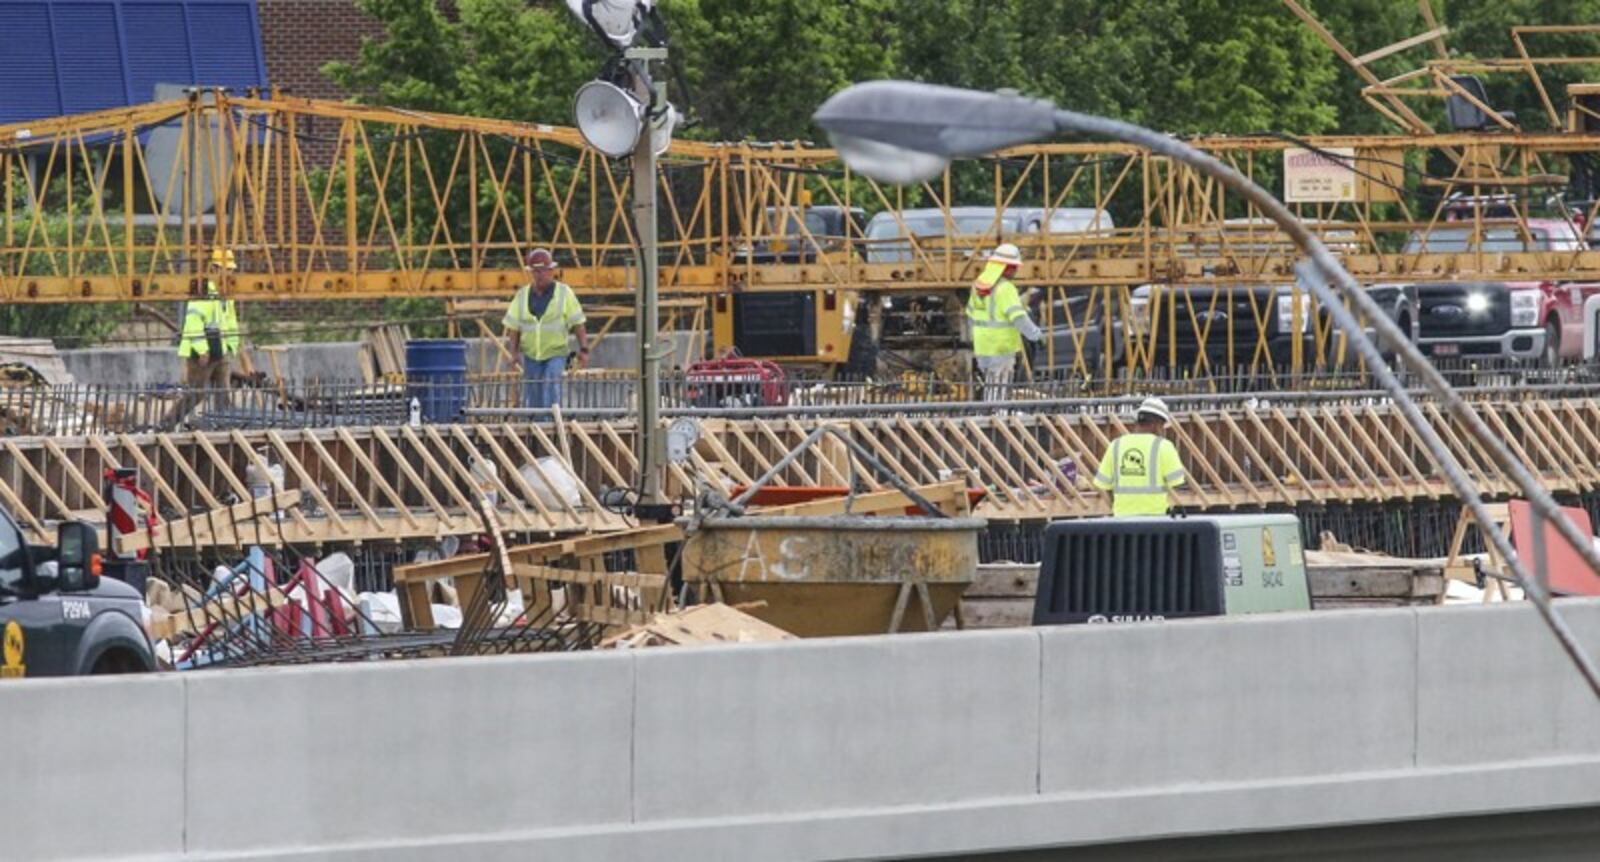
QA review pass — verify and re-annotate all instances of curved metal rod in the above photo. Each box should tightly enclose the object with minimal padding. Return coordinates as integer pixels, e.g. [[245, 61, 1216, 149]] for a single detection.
[[1053, 107, 1600, 698]]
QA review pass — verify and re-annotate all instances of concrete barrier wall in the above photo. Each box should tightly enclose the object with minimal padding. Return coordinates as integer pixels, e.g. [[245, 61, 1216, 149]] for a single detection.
[[60, 333, 704, 385], [5, 601, 1600, 861]]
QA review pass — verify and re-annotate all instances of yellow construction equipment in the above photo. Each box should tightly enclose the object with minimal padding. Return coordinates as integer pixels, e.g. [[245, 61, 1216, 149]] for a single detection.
[[4, 14, 1600, 379]]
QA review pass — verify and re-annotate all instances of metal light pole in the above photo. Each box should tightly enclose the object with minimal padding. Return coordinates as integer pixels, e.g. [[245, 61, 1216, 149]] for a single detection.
[[627, 46, 668, 510], [565, 1, 672, 513], [815, 81, 1600, 698]]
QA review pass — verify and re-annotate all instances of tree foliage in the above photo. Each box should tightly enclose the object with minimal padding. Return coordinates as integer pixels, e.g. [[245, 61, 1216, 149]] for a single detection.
[[330, 0, 1600, 142]]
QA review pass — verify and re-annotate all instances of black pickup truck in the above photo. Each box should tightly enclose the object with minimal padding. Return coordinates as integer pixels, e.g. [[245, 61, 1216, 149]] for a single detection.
[[732, 205, 866, 265], [0, 511, 154, 678], [1034, 282, 1418, 376]]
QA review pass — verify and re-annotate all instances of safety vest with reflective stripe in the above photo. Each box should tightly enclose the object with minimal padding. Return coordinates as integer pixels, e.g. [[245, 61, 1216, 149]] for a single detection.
[[1092, 432, 1187, 517], [503, 281, 585, 361], [966, 278, 1027, 357], [177, 282, 240, 358]]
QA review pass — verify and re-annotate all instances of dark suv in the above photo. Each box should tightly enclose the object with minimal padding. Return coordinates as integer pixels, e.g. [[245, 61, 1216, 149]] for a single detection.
[[0, 511, 153, 677], [1126, 284, 1315, 368], [732, 205, 865, 265]]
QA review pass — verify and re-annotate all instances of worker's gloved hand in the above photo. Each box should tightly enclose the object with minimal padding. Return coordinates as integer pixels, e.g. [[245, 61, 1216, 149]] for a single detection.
[[1017, 318, 1044, 344]]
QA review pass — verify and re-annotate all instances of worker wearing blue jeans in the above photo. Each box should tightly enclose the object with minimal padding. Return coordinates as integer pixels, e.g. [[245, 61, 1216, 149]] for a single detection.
[[503, 248, 589, 410], [521, 353, 568, 410]]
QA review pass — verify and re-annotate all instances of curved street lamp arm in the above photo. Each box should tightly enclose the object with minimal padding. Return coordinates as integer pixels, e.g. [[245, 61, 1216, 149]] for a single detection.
[[1050, 107, 1600, 698]]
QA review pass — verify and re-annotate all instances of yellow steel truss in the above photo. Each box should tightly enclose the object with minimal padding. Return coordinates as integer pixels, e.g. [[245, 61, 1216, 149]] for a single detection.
[[6, 92, 1600, 376]]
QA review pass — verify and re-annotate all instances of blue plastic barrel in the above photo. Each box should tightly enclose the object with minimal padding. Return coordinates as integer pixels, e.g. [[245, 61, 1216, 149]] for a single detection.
[[405, 339, 468, 423]]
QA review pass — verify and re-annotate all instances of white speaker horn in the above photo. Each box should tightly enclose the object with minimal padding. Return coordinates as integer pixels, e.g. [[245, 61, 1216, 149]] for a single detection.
[[651, 103, 680, 156]]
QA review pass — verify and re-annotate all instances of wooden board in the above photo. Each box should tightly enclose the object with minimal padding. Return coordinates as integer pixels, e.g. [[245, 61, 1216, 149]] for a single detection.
[[603, 603, 796, 648], [959, 556, 1448, 628]]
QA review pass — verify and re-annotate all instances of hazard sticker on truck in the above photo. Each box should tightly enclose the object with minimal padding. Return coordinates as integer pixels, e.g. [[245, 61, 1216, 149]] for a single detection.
[[2, 620, 25, 678]]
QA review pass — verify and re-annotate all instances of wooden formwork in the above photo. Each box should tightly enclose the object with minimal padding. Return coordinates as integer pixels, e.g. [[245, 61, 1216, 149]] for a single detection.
[[0, 424, 629, 545], [392, 482, 977, 637], [3, 397, 1599, 549]]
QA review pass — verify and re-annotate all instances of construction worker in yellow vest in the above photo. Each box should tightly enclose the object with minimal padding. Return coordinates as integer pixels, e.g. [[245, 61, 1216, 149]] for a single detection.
[[178, 249, 242, 390], [1093, 397, 1188, 517], [966, 243, 1041, 402], [503, 248, 589, 409]]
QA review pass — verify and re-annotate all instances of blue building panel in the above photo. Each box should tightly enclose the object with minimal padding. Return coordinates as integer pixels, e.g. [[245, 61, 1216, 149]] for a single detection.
[[123, 3, 200, 100], [50, 2, 130, 115], [0, 4, 64, 124], [0, 0, 268, 125], [187, 3, 264, 91]]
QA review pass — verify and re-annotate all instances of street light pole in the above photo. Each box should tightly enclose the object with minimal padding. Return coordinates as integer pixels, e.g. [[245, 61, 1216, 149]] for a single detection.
[[1044, 106, 1600, 698], [814, 81, 1600, 698], [628, 46, 668, 509]]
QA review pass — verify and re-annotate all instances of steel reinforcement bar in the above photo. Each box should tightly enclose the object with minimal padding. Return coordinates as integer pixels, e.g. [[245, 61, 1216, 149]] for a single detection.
[[3, 396, 1598, 548]]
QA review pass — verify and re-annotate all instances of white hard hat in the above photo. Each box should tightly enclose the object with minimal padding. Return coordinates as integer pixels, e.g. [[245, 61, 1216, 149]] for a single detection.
[[1136, 396, 1172, 423], [988, 243, 1023, 266]]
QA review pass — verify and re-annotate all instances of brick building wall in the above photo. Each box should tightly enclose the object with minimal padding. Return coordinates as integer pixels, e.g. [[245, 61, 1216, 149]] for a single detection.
[[252, 1, 386, 324], [257, 0, 385, 101]]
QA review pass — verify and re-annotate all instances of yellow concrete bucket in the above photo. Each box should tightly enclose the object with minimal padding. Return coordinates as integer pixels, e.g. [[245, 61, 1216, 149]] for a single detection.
[[682, 515, 986, 637]]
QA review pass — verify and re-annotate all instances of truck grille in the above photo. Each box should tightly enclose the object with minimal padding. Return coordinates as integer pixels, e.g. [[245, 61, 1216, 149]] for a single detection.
[[1417, 283, 1511, 337], [1159, 288, 1280, 345], [1033, 520, 1224, 624], [732, 293, 816, 357]]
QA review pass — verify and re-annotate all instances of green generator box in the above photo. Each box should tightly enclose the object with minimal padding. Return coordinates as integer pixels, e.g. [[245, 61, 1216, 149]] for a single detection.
[[1033, 513, 1312, 624]]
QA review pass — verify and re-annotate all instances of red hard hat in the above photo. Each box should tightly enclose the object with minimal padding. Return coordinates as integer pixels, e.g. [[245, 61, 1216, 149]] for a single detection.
[[524, 248, 557, 270]]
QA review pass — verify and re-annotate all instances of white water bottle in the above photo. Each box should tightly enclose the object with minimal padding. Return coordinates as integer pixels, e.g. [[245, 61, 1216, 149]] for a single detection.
[[408, 397, 422, 427]]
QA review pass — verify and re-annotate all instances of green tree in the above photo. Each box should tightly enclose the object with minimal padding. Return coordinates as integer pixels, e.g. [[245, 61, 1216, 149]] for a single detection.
[[1441, 0, 1600, 130], [323, 0, 466, 111], [325, 0, 594, 120], [1306, 0, 1432, 133], [663, 0, 899, 141], [0, 305, 125, 347]]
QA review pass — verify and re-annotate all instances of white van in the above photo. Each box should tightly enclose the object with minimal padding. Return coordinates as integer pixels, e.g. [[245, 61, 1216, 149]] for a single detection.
[[862, 206, 1114, 263]]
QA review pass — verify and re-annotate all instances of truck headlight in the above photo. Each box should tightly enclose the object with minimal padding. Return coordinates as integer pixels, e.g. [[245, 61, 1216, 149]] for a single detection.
[[1510, 289, 1540, 327], [1466, 293, 1489, 314], [1276, 294, 1307, 333]]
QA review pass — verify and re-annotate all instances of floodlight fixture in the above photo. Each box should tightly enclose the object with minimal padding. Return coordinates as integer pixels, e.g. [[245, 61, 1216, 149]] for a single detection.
[[574, 80, 645, 158]]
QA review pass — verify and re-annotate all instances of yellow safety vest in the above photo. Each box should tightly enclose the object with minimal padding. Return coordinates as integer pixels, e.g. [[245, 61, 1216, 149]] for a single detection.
[[966, 278, 1027, 357], [1092, 432, 1187, 517], [178, 283, 240, 358], [503, 282, 586, 361]]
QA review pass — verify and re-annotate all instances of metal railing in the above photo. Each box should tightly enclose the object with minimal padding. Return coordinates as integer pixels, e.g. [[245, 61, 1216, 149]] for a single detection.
[[3, 361, 1599, 435]]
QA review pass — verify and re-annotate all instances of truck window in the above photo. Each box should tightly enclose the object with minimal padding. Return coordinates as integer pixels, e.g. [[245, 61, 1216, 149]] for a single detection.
[[0, 514, 25, 593], [1404, 227, 1552, 253], [759, 210, 833, 240]]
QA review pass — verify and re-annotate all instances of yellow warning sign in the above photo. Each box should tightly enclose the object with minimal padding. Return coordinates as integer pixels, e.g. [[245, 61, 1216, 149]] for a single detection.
[[1261, 527, 1278, 569], [2, 620, 24, 678]]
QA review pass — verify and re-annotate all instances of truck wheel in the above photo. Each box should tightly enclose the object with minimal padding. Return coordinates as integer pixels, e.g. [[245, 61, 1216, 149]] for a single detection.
[[1543, 320, 1562, 368], [90, 649, 146, 675], [840, 328, 879, 380]]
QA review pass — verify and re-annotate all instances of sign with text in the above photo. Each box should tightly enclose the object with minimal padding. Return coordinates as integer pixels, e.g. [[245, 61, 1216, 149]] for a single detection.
[[1284, 147, 1357, 203]]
